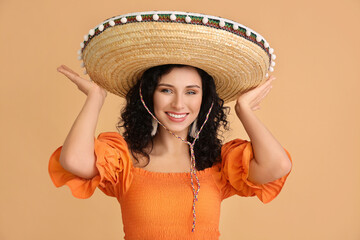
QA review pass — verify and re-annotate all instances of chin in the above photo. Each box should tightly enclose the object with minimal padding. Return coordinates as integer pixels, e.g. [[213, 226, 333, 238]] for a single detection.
[[163, 124, 190, 135], [160, 121, 192, 136]]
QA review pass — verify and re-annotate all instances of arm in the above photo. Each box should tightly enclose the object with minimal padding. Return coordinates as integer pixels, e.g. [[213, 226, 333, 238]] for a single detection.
[[57, 65, 107, 179], [235, 76, 292, 184]]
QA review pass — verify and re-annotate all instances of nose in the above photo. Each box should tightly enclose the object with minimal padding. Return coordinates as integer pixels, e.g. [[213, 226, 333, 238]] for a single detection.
[[171, 93, 185, 110]]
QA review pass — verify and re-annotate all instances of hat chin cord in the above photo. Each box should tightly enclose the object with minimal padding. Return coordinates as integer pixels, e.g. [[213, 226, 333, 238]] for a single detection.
[[139, 83, 213, 232]]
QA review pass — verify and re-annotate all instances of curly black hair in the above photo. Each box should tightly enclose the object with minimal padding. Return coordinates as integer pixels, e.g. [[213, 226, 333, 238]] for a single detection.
[[116, 64, 230, 171]]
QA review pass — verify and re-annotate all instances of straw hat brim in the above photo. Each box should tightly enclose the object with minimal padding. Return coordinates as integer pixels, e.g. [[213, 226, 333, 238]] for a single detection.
[[80, 11, 275, 103]]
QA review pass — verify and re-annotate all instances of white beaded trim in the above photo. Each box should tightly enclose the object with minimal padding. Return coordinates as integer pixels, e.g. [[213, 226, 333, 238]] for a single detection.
[[80, 11, 276, 74], [202, 17, 208, 24], [219, 20, 225, 28]]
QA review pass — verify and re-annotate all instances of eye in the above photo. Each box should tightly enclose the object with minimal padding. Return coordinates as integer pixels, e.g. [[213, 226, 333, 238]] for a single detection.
[[160, 88, 172, 94], [186, 90, 196, 95]]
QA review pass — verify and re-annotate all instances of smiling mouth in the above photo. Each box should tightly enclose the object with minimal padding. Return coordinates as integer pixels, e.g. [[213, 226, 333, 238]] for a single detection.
[[166, 112, 189, 119]]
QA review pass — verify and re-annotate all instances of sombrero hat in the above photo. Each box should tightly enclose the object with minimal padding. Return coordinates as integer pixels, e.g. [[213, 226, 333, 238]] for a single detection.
[[78, 11, 276, 103]]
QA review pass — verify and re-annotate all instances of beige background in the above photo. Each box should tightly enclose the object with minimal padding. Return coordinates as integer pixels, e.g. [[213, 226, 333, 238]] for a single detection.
[[0, 0, 359, 239]]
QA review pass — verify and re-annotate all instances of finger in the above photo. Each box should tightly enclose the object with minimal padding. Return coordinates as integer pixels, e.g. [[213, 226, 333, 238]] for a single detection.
[[252, 105, 260, 111], [264, 77, 275, 86], [57, 65, 80, 77], [59, 65, 80, 77], [57, 66, 91, 91], [256, 76, 275, 92], [57, 66, 85, 82], [261, 86, 272, 99], [259, 76, 275, 89], [256, 83, 272, 100], [57, 68, 80, 82], [267, 75, 276, 81], [261, 85, 272, 97], [253, 85, 272, 106]]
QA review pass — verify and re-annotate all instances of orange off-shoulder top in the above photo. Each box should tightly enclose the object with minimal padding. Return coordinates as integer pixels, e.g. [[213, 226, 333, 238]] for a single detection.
[[48, 132, 292, 240]]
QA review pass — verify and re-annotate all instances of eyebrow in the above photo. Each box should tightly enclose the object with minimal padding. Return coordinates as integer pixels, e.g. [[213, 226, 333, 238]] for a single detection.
[[157, 83, 201, 88]]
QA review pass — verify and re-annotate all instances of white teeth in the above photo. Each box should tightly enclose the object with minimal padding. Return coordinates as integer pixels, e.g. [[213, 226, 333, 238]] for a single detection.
[[167, 113, 187, 118]]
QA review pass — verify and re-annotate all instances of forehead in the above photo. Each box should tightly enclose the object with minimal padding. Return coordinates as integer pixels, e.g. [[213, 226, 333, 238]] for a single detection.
[[158, 67, 202, 87]]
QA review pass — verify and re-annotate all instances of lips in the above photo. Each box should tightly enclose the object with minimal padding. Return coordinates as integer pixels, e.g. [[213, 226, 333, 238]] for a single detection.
[[166, 112, 189, 122]]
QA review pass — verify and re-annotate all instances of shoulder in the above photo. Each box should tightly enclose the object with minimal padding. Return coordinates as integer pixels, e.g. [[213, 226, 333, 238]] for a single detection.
[[97, 132, 142, 167], [97, 132, 126, 144], [221, 138, 250, 154], [96, 132, 131, 154], [97, 131, 124, 140]]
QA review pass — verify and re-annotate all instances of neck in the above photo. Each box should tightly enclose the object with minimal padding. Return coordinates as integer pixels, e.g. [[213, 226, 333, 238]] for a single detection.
[[150, 127, 190, 156]]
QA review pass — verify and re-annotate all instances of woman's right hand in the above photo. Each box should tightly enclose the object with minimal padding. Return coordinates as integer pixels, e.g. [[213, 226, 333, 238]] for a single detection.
[[56, 65, 106, 179], [57, 65, 107, 100]]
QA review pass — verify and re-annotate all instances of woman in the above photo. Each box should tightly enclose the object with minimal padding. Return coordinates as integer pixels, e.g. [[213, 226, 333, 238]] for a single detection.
[[49, 11, 292, 239]]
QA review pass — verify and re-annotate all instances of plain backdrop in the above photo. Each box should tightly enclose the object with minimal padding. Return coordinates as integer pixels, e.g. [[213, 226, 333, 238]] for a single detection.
[[0, 0, 359, 239]]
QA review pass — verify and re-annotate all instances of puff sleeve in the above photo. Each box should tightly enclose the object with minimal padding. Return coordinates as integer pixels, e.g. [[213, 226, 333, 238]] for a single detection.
[[48, 132, 133, 200], [213, 139, 292, 202]]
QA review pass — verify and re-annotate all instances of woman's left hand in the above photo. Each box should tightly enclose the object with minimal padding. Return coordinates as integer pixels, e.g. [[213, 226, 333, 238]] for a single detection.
[[235, 75, 276, 114]]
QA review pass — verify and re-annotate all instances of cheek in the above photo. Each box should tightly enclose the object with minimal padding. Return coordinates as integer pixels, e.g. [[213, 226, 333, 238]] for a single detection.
[[153, 93, 167, 113], [192, 95, 203, 113]]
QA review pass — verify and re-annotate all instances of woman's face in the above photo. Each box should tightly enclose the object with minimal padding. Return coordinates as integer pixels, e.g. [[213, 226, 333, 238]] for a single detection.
[[153, 66, 203, 136]]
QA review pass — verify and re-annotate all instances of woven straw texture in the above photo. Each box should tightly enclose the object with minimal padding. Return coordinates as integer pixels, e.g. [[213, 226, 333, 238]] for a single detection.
[[83, 21, 270, 103]]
